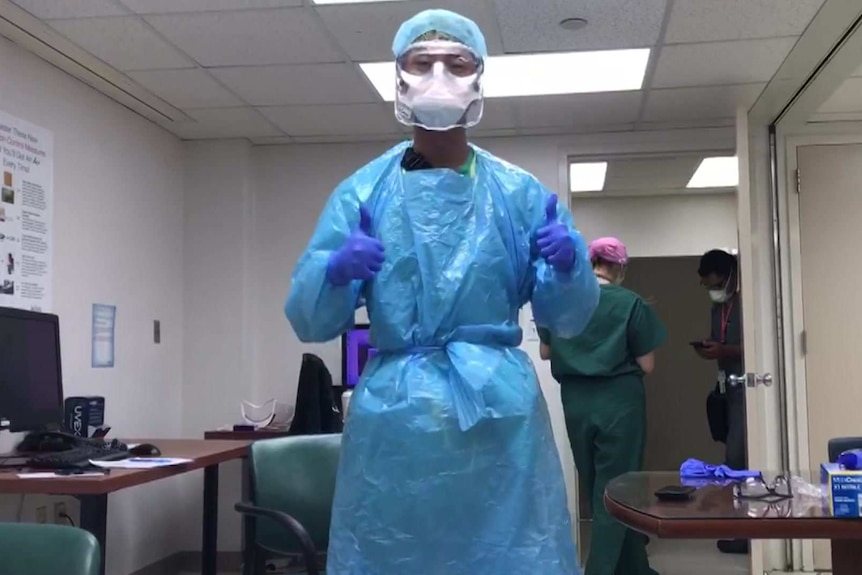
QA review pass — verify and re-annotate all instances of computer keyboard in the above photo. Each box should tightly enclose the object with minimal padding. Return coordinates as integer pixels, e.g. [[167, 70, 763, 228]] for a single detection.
[[27, 447, 130, 470]]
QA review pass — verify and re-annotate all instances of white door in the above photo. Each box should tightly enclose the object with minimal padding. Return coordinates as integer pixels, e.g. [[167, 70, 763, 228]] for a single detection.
[[737, 110, 787, 574], [796, 143, 862, 572]]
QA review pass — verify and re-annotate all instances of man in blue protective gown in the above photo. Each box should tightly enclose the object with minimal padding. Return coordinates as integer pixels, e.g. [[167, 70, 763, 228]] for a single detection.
[[285, 9, 599, 575]]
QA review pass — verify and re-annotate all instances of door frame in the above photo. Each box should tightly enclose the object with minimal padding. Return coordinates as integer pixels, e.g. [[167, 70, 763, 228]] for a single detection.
[[778, 128, 862, 572], [737, 109, 787, 575]]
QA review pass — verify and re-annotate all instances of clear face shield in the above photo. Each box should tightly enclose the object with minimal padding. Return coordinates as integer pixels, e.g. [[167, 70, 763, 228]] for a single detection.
[[241, 399, 277, 429], [395, 40, 484, 132]]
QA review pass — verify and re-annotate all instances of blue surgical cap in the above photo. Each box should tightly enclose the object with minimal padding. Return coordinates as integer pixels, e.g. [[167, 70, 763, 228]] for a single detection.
[[392, 9, 488, 59]]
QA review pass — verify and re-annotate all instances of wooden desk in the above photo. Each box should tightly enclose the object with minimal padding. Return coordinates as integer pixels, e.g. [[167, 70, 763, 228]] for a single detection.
[[203, 429, 292, 575], [605, 472, 862, 575], [0, 439, 249, 575], [204, 427, 292, 441]]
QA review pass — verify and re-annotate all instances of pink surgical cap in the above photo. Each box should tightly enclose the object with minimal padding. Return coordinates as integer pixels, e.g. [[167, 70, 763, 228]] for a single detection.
[[589, 237, 628, 265]]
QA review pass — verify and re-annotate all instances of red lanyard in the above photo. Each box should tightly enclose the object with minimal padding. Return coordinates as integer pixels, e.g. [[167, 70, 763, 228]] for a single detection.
[[719, 297, 736, 342]]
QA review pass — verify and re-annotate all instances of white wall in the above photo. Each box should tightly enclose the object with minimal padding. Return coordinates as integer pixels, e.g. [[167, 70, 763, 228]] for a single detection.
[[181, 139, 255, 552], [573, 194, 738, 258], [0, 36, 188, 575]]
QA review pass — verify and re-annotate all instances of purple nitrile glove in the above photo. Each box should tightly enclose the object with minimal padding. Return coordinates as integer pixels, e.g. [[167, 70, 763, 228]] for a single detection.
[[536, 195, 575, 273], [326, 205, 385, 286]]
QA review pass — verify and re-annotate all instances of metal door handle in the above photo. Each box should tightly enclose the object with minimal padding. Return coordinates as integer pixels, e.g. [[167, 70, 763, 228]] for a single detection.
[[728, 373, 773, 388]]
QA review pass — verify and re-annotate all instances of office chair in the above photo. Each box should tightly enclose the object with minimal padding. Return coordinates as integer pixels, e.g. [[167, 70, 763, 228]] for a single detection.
[[235, 434, 341, 575], [0, 523, 100, 575], [828, 437, 862, 463]]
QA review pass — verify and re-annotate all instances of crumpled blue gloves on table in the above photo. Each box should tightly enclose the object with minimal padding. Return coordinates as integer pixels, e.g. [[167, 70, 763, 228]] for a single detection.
[[536, 195, 576, 274], [326, 205, 385, 286], [680, 458, 762, 481]]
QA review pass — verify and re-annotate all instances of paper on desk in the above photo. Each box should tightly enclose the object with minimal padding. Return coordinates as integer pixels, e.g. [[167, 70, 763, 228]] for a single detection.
[[89, 457, 192, 469], [17, 472, 106, 478]]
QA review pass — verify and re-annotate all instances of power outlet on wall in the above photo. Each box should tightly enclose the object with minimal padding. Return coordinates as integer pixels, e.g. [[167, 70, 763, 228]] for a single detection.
[[53, 501, 66, 524], [35, 506, 47, 524]]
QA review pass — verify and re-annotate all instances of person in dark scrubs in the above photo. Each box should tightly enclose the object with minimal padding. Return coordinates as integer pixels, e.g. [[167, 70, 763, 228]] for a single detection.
[[539, 237, 666, 575], [695, 249, 747, 555]]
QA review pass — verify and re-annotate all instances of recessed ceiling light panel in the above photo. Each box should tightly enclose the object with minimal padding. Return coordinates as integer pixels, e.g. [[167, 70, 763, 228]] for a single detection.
[[569, 162, 608, 193], [687, 156, 739, 188], [360, 48, 650, 101]]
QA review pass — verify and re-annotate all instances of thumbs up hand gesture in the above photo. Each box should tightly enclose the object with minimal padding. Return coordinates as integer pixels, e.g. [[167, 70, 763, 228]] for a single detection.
[[326, 205, 385, 286], [536, 195, 576, 273]]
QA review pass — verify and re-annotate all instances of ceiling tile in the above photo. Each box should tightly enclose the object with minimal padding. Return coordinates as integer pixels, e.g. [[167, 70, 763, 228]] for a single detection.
[[818, 78, 862, 113], [126, 68, 244, 109], [638, 119, 735, 131], [171, 107, 283, 140], [119, 0, 302, 14], [492, 0, 666, 53], [316, 0, 503, 61], [643, 84, 766, 122], [808, 112, 862, 123], [50, 17, 194, 71], [210, 64, 378, 106], [664, 0, 824, 44], [652, 38, 797, 88], [292, 134, 402, 145], [604, 156, 701, 191], [260, 104, 400, 137], [250, 136, 294, 146], [11, 0, 129, 19], [145, 8, 342, 67], [514, 92, 642, 129], [528, 123, 637, 136]]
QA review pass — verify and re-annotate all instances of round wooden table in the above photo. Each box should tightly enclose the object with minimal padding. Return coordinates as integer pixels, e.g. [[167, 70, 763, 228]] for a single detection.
[[604, 472, 862, 574]]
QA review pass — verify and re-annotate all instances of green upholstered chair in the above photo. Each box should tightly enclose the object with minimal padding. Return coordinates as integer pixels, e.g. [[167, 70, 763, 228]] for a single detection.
[[235, 434, 341, 575], [0, 523, 100, 575]]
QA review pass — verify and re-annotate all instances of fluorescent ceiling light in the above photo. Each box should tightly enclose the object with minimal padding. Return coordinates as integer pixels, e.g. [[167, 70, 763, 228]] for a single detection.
[[569, 162, 608, 193], [687, 156, 739, 188], [359, 48, 649, 101], [313, 0, 407, 4]]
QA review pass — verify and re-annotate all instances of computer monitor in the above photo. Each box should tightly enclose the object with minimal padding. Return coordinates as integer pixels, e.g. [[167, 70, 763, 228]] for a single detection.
[[341, 323, 376, 388], [0, 307, 63, 432]]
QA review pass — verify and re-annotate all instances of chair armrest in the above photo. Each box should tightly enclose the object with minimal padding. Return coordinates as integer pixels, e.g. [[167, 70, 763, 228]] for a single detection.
[[235, 502, 319, 575]]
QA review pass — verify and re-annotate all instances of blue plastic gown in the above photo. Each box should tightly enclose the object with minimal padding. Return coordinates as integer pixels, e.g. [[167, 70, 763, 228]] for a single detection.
[[286, 142, 599, 575]]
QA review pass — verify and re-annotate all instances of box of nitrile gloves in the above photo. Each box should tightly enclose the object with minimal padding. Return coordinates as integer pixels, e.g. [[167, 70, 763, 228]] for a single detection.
[[821, 463, 862, 517]]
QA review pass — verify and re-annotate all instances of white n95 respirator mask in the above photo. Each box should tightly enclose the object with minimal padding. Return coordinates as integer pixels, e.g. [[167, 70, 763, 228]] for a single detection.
[[394, 41, 484, 131]]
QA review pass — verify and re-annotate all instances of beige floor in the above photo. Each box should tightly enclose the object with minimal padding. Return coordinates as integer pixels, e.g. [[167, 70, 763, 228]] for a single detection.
[[180, 541, 750, 575]]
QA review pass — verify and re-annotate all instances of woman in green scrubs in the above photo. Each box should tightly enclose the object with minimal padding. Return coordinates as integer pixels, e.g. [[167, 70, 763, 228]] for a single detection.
[[538, 237, 666, 575]]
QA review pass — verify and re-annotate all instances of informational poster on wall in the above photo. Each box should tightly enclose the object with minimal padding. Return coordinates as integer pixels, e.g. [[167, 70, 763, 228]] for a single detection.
[[92, 303, 116, 368], [0, 109, 53, 312]]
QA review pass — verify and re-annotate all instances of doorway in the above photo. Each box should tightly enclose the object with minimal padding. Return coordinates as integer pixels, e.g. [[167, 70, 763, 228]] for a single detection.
[[573, 256, 747, 575], [626, 256, 725, 472]]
